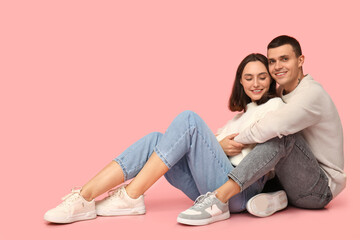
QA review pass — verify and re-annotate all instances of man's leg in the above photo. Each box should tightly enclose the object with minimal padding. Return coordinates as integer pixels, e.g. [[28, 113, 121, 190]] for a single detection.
[[274, 134, 332, 208], [228, 133, 332, 209]]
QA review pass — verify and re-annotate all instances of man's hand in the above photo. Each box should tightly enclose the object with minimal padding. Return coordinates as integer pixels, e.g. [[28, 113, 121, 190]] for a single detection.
[[219, 133, 247, 156]]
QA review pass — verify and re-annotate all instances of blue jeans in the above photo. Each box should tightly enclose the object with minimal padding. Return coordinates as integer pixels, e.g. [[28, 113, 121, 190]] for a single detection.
[[114, 111, 267, 213]]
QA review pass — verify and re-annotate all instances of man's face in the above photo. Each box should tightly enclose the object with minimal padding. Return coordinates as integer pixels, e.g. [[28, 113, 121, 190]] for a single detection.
[[267, 44, 304, 93]]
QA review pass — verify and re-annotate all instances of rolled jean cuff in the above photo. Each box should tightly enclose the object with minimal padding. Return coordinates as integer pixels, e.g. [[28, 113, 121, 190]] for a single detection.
[[228, 172, 245, 191], [113, 159, 129, 181], [154, 146, 172, 169]]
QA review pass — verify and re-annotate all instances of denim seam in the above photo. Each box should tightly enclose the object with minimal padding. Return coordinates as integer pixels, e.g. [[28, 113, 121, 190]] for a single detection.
[[154, 146, 172, 169], [189, 112, 229, 175], [155, 125, 193, 169], [195, 127, 230, 176], [293, 142, 322, 190], [294, 140, 313, 160], [297, 192, 330, 199]]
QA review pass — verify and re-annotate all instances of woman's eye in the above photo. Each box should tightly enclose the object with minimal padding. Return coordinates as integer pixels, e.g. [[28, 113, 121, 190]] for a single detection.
[[260, 77, 266, 80], [245, 78, 252, 81]]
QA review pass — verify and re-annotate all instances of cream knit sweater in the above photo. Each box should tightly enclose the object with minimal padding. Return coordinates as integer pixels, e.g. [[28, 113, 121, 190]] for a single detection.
[[216, 97, 284, 166], [236, 74, 346, 198]]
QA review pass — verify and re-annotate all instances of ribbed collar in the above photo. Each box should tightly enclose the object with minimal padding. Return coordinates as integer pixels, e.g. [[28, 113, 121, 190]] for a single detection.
[[280, 74, 313, 103]]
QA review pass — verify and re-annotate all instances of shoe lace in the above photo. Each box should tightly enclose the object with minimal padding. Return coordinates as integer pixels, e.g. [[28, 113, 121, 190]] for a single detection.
[[105, 184, 127, 200], [193, 192, 215, 208], [58, 187, 82, 207]]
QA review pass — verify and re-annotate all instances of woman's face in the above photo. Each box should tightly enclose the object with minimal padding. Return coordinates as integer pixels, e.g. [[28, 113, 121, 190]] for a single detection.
[[240, 61, 271, 102]]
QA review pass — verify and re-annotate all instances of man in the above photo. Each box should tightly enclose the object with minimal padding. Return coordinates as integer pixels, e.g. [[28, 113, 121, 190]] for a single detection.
[[177, 35, 346, 225]]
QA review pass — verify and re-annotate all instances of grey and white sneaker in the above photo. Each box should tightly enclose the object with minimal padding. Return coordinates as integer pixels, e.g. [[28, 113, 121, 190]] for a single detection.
[[44, 187, 96, 223], [177, 192, 230, 226], [96, 184, 146, 216], [246, 190, 288, 217]]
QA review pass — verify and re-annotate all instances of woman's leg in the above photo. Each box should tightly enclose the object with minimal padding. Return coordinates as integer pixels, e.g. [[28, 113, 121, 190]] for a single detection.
[[44, 132, 164, 223], [125, 152, 169, 199], [79, 132, 163, 201], [150, 111, 266, 212], [112, 110, 232, 200], [81, 161, 124, 201], [85, 110, 264, 213]]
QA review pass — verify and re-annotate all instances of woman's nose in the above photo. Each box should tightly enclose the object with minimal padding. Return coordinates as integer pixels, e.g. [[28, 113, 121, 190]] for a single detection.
[[253, 79, 259, 87]]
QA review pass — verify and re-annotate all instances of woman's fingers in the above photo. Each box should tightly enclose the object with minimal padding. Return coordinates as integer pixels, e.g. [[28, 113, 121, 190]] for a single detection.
[[231, 141, 244, 149], [220, 134, 247, 156], [227, 149, 242, 156], [227, 133, 239, 140]]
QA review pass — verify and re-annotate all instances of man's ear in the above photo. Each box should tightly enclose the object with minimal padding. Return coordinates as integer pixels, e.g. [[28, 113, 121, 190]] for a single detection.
[[298, 55, 305, 68]]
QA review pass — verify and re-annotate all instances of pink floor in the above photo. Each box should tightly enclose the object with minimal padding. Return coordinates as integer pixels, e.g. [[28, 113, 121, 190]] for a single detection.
[[2, 176, 357, 240], [2, 1, 360, 239]]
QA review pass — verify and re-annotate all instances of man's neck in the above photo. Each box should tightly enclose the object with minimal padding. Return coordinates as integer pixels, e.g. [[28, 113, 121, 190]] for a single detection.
[[283, 73, 305, 95]]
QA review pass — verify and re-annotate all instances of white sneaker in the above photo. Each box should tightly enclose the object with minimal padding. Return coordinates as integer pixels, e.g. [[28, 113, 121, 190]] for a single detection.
[[246, 190, 288, 217], [44, 187, 96, 223], [96, 185, 146, 216], [177, 192, 230, 226]]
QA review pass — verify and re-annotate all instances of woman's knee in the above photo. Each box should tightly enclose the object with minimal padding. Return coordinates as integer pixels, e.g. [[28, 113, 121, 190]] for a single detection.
[[178, 110, 198, 119], [147, 131, 163, 140]]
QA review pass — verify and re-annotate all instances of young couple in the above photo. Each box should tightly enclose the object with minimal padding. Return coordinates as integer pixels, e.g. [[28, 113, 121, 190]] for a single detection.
[[44, 35, 346, 226]]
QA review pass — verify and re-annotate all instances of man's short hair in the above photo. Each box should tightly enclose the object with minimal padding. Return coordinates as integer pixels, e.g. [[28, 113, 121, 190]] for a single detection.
[[267, 35, 302, 57]]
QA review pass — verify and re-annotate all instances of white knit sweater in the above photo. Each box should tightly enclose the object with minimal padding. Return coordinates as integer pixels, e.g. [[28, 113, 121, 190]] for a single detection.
[[216, 97, 284, 166], [236, 74, 346, 198]]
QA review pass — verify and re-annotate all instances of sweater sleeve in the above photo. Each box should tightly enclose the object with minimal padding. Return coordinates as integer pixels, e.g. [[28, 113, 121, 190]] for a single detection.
[[236, 86, 323, 144]]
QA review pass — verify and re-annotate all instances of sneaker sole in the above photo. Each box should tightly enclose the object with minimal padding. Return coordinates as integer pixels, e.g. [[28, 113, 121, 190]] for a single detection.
[[246, 190, 288, 217], [96, 206, 146, 216], [44, 210, 97, 224], [177, 211, 230, 226]]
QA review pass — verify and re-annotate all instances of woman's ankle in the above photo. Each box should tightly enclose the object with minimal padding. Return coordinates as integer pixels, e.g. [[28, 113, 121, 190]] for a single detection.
[[80, 188, 94, 202], [124, 186, 142, 199]]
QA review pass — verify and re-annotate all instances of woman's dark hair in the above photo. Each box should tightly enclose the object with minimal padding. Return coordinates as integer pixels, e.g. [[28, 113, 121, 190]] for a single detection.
[[228, 53, 277, 112]]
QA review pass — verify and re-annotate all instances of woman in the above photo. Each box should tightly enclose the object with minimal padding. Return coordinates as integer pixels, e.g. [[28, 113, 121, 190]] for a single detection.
[[44, 53, 282, 225]]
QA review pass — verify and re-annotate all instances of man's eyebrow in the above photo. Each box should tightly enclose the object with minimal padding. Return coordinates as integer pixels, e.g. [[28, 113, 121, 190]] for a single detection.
[[268, 55, 290, 60]]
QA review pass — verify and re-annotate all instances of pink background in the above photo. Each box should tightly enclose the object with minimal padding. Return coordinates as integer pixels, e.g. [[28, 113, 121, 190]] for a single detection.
[[1, 0, 359, 239]]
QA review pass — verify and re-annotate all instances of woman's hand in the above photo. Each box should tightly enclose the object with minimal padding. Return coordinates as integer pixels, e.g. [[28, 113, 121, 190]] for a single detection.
[[219, 133, 247, 156]]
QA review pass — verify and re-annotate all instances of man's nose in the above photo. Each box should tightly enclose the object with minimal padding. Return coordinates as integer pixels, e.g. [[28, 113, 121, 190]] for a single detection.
[[275, 61, 282, 70]]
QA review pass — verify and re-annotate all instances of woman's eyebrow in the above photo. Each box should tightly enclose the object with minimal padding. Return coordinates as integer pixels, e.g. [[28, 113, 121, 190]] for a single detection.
[[243, 73, 253, 77]]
